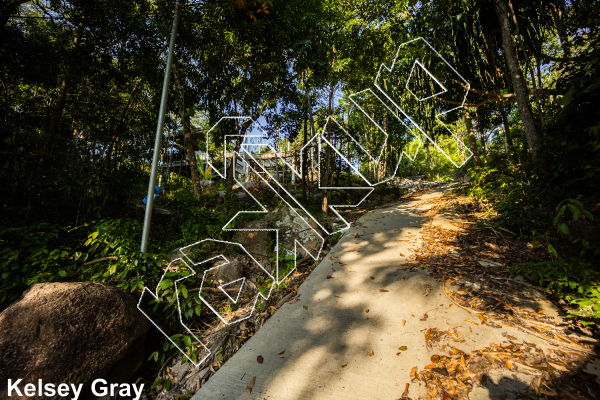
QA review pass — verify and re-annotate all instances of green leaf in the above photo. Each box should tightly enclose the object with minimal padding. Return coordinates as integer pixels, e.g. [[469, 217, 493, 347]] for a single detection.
[[180, 285, 188, 299], [151, 378, 164, 389], [183, 335, 192, 348], [158, 279, 173, 291], [195, 304, 202, 316], [568, 199, 583, 207], [582, 210, 594, 221], [163, 380, 171, 391], [58, 270, 67, 277], [560, 223, 569, 235], [548, 244, 557, 257]]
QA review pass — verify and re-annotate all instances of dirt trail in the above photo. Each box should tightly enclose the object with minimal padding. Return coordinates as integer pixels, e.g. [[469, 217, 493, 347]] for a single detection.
[[192, 185, 600, 400]]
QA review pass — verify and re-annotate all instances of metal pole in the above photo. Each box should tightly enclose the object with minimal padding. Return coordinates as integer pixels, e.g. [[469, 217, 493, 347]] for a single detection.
[[141, 7, 180, 253]]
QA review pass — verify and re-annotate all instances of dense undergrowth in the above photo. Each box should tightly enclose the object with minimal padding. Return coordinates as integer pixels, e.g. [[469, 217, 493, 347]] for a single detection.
[[464, 131, 600, 327]]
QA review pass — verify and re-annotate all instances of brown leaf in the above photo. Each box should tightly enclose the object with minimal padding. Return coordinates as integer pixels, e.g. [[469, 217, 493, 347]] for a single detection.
[[443, 392, 451, 400], [403, 274, 406, 279], [257, 355, 263, 364], [547, 361, 569, 371], [399, 253, 405, 257], [379, 289, 389, 292], [341, 364, 347, 368], [477, 313, 488, 323], [248, 376, 256, 389], [365, 309, 369, 313], [399, 346, 408, 351], [410, 366, 418, 379], [431, 367, 449, 376], [402, 319, 406, 326], [424, 364, 436, 369], [278, 350, 285, 355], [461, 355, 467, 369], [507, 335, 516, 340], [370, 276, 375, 280], [420, 313, 429, 321], [326, 275, 334, 279], [431, 355, 440, 363], [402, 383, 409, 398], [464, 319, 478, 326], [303, 306, 308, 309], [247, 387, 252, 395], [505, 358, 511, 370], [367, 351, 374, 357]]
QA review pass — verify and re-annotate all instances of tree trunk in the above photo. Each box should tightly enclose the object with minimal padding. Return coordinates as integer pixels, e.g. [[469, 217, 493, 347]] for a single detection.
[[172, 61, 203, 200], [477, 110, 487, 162], [500, 106, 515, 156], [302, 81, 308, 202], [322, 82, 335, 216], [307, 84, 316, 203], [493, 0, 540, 157], [464, 107, 481, 167]]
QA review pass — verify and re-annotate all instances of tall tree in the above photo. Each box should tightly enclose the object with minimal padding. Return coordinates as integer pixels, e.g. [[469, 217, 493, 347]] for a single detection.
[[493, 0, 540, 157]]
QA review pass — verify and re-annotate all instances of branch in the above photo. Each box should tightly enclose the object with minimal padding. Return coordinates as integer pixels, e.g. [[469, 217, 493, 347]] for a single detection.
[[81, 256, 118, 267]]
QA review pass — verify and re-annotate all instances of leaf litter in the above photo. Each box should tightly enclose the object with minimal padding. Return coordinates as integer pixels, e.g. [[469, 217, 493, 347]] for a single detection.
[[398, 193, 600, 399]]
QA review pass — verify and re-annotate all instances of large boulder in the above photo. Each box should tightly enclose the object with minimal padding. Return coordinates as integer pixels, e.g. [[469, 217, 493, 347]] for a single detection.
[[0, 282, 148, 399], [231, 220, 273, 257], [266, 207, 323, 259]]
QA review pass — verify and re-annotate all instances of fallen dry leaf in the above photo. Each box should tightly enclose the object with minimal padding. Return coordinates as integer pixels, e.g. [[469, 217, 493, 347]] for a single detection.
[[367, 351, 374, 357], [507, 335, 516, 340], [402, 383, 409, 398], [431, 354, 440, 362], [399, 346, 408, 351], [341, 364, 347, 368], [400, 253, 405, 257], [326, 275, 334, 279], [257, 355, 263, 364], [424, 364, 436, 369], [365, 309, 369, 313], [464, 319, 479, 326], [410, 366, 418, 380], [420, 313, 429, 321], [247, 376, 256, 394], [303, 306, 308, 309], [402, 319, 406, 326], [278, 350, 285, 355], [477, 313, 488, 323], [505, 358, 511, 370], [379, 289, 389, 292], [547, 361, 569, 372], [370, 276, 375, 280]]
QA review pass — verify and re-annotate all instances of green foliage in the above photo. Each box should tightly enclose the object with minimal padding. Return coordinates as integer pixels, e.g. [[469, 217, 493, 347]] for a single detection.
[[512, 259, 600, 326]]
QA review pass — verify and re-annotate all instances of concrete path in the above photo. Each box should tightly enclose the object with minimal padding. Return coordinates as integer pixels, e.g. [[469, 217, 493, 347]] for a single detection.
[[191, 186, 592, 400]]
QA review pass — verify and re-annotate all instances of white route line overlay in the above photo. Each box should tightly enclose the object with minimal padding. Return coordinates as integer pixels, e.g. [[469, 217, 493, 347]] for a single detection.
[[138, 37, 473, 368]]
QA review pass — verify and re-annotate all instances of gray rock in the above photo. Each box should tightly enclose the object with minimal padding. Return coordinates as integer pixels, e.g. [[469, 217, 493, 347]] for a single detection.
[[200, 180, 215, 188], [211, 259, 244, 285], [0, 282, 148, 400], [267, 207, 323, 258], [231, 220, 273, 257]]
